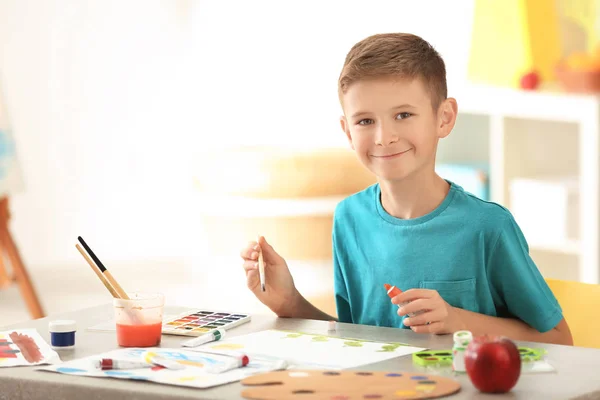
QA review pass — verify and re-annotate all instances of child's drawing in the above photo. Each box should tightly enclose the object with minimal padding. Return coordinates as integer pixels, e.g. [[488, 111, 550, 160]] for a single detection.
[[193, 329, 426, 370], [0, 329, 60, 367]]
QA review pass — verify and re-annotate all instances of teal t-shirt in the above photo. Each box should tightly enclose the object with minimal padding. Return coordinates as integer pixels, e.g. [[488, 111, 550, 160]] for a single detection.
[[332, 181, 563, 333]]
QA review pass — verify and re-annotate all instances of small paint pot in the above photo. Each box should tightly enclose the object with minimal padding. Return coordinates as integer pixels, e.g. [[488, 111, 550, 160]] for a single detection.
[[49, 320, 76, 349]]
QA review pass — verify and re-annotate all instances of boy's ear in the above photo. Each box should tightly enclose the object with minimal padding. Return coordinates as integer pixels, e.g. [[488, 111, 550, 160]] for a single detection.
[[340, 116, 354, 149], [437, 97, 458, 139]]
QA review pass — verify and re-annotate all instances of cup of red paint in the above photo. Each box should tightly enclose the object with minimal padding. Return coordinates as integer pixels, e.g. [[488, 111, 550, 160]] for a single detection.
[[113, 292, 164, 347]]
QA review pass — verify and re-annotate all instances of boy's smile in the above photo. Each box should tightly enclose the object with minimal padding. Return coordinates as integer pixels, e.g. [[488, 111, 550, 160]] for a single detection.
[[370, 148, 413, 159]]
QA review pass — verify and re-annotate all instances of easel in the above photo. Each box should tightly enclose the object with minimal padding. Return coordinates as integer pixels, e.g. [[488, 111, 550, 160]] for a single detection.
[[0, 197, 44, 319]]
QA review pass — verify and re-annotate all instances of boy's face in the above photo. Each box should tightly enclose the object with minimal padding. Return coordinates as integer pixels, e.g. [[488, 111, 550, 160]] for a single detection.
[[340, 77, 456, 183]]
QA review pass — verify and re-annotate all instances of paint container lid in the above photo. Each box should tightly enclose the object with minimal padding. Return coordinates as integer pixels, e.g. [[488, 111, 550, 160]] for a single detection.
[[453, 330, 472, 345], [49, 320, 77, 333]]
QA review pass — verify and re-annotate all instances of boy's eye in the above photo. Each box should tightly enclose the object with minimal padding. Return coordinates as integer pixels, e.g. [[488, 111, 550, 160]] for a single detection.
[[357, 119, 374, 125], [396, 112, 412, 120]]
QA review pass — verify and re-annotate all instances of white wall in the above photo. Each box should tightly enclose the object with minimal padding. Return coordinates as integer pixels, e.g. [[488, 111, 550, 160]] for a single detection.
[[0, 0, 475, 268]]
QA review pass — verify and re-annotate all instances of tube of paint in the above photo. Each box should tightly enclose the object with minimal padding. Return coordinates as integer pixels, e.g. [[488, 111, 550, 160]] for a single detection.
[[93, 358, 152, 370]]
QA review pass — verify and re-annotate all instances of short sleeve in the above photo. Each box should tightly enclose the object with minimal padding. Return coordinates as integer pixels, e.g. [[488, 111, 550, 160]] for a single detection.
[[333, 213, 352, 323], [488, 214, 563, 333]]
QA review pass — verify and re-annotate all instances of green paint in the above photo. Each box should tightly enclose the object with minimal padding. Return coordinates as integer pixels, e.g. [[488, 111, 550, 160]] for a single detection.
[[284, 333, 303, 339], [378, 343, 403, 352], [343, 341, 363, 347]]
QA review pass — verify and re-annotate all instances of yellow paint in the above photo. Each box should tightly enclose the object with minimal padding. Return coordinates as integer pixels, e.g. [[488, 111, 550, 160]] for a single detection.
[[211, 343, 244, 350], [143, 352, 157, 364], [468, 0, 562, 87], [177, 360, 204, 368], [394, 390, 417, 397], [178, 376, 205, 382], [416, 385, 435, 393]]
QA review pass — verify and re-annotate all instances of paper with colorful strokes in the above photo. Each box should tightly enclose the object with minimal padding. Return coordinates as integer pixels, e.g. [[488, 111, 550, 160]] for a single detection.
[[40, 346, 286, 389], [189, 329, 427, 370], [0, 329, 61, 367]]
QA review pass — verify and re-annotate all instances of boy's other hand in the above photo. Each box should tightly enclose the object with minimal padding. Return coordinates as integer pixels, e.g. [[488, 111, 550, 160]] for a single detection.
[[240, 236, 299, 316], [392, 289, 465, 334]]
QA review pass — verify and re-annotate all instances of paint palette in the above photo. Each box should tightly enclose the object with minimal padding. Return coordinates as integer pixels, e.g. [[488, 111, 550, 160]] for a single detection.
[[161, 310, 251, 337], [412, 347, 547, 367], [241, 370, 461, 400]]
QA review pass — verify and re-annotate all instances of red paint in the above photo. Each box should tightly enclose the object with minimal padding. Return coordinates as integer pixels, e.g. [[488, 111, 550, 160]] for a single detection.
[[465, 335, 521, 393], [0, 339, 17, 359], [116, 323, 162, 347], [383, 283, 402, 298]]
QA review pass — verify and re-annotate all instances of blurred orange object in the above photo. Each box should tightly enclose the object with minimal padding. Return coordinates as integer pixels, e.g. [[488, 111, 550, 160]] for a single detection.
[[556, 64, 600, 93], [565, 52, 600, 72]]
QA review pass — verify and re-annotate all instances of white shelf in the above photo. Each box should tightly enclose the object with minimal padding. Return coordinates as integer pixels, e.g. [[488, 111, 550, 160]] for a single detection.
[[443, 83, 600, 284], [456, 84, 600, 123]]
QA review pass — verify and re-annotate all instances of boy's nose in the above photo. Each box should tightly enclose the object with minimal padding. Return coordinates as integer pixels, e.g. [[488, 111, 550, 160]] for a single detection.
[[374, 123, 399, 146]]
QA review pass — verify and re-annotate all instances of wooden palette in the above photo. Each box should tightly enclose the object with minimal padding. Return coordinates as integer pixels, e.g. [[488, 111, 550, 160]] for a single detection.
[[241, 370, 461, 400]]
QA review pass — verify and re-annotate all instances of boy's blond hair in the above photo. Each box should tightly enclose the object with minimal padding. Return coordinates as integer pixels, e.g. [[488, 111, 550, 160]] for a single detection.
[[338, 33, 447, 110]]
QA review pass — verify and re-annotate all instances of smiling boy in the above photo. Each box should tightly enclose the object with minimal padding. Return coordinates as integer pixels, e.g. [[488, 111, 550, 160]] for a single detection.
[[241, 33, 573, 345]]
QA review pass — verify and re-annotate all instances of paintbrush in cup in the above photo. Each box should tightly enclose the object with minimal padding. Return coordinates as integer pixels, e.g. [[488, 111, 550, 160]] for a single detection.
[[78, 236, 129, 299], [76, 243, 119, 298], [77, 236, 144, 325]]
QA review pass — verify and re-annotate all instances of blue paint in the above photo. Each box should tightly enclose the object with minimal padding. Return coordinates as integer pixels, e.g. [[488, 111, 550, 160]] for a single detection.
[[411, 375, 429, 380], [56, 367, 87, 374], [104, 370, 133, 377], [48, 320, 77, 349], [50, 331, 75, 347]]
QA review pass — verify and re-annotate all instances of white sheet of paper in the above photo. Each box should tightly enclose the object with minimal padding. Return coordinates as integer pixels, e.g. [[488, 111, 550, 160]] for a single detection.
[[189, 329, 426, 370], [0, 329, 61, 367]]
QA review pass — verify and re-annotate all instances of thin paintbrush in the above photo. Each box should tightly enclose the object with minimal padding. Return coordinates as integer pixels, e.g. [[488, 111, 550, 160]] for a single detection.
[[76, 243, 119, 298], [78, 236, 129, 300], [258, 235, 265, 292]]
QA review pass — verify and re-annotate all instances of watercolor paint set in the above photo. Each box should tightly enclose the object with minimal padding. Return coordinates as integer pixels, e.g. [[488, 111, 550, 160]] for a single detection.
[[162, 310, 251, 337]]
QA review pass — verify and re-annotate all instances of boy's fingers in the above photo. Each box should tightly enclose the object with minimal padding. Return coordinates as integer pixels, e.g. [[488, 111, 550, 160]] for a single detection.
[[393, 289, 435, 304], [258, 236, 280, 260], [410, 321, 443, 334], [397, 298, 430, 316], [402, 309, 440, 326], [243, 260, 259, 272], [240, 241, 258, 259]]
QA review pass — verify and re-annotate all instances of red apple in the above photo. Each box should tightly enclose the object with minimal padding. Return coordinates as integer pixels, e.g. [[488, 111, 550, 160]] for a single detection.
[[465, 335, 521, 393], [520, 71, 540, 90]]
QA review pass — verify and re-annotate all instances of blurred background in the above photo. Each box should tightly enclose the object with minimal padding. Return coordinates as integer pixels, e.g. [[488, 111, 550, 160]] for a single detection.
[[1, 0, 599, 325]]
